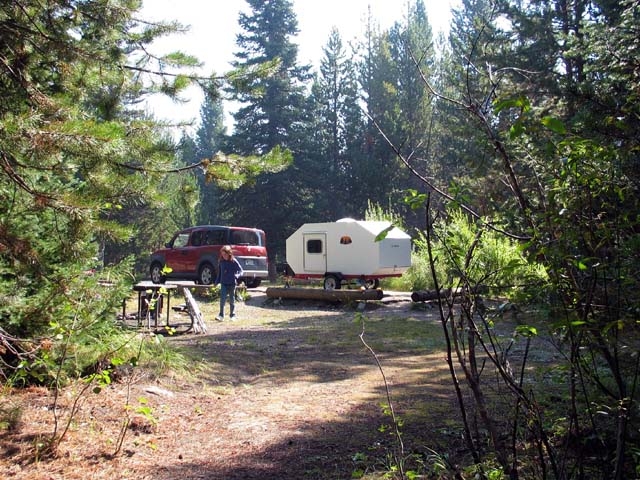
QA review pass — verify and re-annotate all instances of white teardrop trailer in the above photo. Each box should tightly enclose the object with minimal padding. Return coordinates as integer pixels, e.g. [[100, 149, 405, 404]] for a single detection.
[[285, 218, 412, 290]]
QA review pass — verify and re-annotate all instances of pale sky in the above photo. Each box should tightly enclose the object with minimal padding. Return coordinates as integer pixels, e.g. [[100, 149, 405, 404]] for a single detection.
[[140, 0, 457, 130]]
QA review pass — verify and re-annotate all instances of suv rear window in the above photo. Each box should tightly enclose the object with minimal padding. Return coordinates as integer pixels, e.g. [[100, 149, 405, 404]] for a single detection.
[[230, 229, 262, 246]]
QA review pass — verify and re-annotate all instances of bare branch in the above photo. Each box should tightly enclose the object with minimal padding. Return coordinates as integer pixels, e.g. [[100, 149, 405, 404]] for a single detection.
[[364, 111, 531, 241]]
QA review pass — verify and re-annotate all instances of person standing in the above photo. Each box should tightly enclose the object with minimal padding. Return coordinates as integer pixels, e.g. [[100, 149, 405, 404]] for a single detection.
[[214, 245, 243, 321]]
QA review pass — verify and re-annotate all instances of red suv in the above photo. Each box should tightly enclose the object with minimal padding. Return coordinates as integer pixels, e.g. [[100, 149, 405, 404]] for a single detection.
[[149, 225, 268, 288]]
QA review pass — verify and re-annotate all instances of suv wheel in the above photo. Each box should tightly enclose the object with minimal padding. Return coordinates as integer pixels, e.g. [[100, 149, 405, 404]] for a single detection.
[[150, 262, 165, 284], [198, 263, 215, 285]]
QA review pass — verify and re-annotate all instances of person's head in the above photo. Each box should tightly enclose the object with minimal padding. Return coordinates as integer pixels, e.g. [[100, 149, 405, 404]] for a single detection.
[[221, 245, 233, 259]]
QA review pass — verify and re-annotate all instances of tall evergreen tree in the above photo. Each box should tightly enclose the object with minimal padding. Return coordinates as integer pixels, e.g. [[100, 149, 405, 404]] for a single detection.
[[387, 0, 436, 227], [195, 93, 227, 161], [388, 1, 435, 158], [194, 93, 227, 224], [352, 14, 403, 214], [352, 6, 433, 220], [305, 28, 362, 220], [223, 0, 312, 258], [434, 0, 511, 216]]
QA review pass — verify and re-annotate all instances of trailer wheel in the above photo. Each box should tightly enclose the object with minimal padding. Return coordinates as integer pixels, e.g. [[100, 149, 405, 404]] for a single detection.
[[323, 275, 341, 290], [364, 278, 380, 289]]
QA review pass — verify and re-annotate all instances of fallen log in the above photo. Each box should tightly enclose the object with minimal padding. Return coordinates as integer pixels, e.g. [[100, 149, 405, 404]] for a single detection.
[[411, 288, 459, 302], [411, 286, 487, 302], [266, 287, 383, 302]]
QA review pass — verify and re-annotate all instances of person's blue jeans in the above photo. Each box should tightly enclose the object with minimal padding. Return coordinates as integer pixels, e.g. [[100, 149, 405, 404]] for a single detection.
[[219, 283, 236, 317]]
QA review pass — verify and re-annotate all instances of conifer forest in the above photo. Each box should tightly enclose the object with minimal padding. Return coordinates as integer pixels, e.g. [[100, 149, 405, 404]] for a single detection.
[[1, 0, 639, 478]]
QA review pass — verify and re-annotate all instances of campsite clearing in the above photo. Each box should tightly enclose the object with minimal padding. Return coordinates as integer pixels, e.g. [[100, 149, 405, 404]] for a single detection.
[[1, 288, 490, 479]]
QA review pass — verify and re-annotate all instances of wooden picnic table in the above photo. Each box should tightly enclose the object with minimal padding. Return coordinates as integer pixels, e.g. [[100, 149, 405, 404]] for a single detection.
[[128, 281, 207, 333], [132, 281, 178, 328]]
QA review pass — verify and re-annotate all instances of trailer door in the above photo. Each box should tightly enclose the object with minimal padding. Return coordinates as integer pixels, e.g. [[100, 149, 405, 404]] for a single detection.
[[303, 233, 326, 273]]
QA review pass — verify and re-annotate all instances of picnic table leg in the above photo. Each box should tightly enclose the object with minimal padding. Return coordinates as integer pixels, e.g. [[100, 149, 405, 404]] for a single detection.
[[137, 290, 143, 327], [154, 291, 160, 329], [166, 290, 171, 326]]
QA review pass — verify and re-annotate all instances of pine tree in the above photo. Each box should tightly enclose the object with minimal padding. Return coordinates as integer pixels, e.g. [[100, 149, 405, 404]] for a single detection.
[[389, 0, 435, 157], [351, 14, 398, 214], [1, 0, 197, 327], [223, 0, 312, 258], [436, 0, 509, 215], [194, 93, 227, 224], [196, 93, 227, 160], [387, 0, 436, 225], [0, 0, 211, 385], [228, 0, 311, 154], [305, 28, 362, 220]]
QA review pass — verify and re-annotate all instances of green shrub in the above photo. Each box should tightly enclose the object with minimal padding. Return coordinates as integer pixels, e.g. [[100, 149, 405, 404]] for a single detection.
[[364, 199, 406, 231], [3, 258, 195, 387], [140, 334, 194, 379], [387, 250, 439, 292], [409, 208, 549, 302]]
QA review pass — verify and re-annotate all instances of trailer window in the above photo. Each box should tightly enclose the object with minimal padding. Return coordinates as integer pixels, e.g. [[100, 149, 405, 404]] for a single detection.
[[339, 235, 352, 245], [307, 239, 323, 254]]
